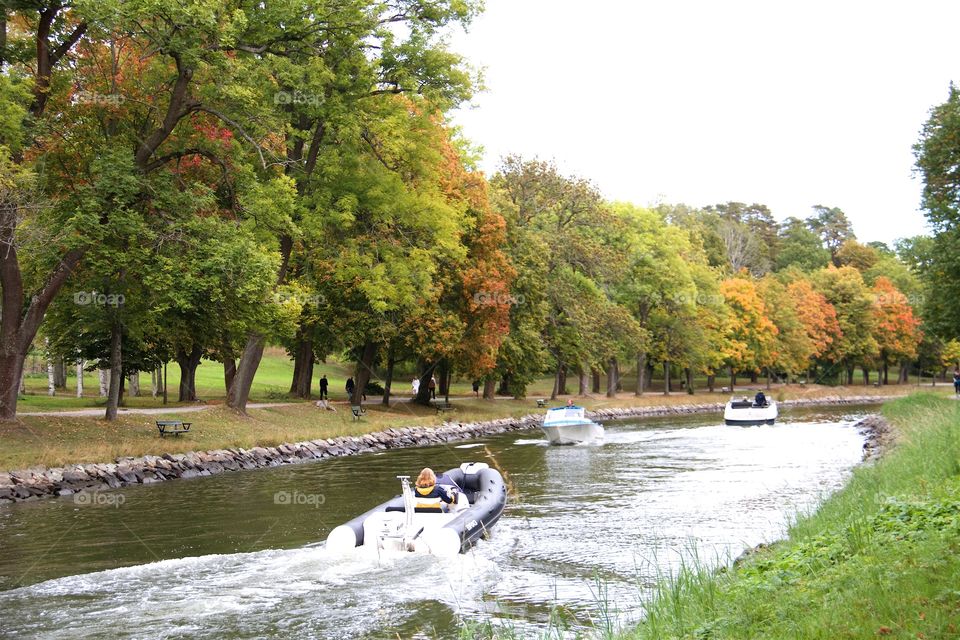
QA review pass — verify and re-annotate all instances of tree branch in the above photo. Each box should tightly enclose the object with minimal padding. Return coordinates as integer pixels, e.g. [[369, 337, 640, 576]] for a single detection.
[[193, 107, 270, 170], [135, 52, 198, 171]]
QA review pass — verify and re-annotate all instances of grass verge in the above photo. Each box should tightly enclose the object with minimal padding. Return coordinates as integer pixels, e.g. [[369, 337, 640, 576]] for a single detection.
[[617, 393, 960, 639]]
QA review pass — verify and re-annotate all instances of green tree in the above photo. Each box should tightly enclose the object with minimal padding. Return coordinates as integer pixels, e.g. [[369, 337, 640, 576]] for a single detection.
[[775, 217, 831, 271], [809, 205, 855, 266]]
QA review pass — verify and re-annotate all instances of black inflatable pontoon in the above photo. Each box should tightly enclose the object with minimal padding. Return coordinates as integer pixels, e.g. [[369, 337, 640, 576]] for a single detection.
[[325, 462, 507, 556]]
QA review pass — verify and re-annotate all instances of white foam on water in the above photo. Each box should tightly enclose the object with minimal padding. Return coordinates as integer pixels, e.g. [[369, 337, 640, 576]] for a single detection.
[[0, 539, 508, 639]]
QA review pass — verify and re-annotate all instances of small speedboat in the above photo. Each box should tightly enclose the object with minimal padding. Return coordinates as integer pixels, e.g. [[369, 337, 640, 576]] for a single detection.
[[540, 405, 604, 445], [325, 462, 506, 556], [724, 397, 778, 425]]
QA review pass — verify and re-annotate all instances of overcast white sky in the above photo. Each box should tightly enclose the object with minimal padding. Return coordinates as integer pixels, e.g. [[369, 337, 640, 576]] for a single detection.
[[449, 0, 960, 245]]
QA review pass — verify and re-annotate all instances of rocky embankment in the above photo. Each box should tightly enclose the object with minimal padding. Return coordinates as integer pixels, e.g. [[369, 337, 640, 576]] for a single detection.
[[0, 394, 899, 504]]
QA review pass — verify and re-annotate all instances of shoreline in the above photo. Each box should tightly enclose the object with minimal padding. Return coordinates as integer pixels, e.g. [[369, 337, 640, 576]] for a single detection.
[[0, 394, 899, 505]]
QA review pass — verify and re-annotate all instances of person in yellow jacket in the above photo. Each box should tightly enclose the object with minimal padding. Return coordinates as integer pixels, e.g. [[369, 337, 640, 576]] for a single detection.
[[414, 468, 455, 512]]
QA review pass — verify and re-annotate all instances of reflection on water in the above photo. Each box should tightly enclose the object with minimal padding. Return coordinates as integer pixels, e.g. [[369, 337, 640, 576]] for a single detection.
[[0, 407, 868, 638]]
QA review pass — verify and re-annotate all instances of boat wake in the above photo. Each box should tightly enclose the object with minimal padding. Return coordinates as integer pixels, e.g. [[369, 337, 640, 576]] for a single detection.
[[0, 539, 507, 639]]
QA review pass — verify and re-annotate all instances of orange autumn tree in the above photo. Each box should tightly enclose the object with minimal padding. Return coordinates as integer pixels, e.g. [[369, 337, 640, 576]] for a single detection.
[[720, 277, 779, 386], [872, 276, 922, 384], [404, 113, 515, 402], [787, 277, 842, 366]]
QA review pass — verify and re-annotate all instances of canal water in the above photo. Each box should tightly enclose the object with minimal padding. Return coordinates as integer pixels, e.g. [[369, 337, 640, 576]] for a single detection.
[[0, 406, 870, 639]]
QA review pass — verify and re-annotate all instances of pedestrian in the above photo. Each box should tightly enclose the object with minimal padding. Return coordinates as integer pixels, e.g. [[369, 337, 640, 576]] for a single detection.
[[472, 380, 480, 396], [953, 369, 960, 396], [428, 375, 437, 400], [318, 374, 328, 400], [345, 377, 355, 399], [412, 377, 420, 396]]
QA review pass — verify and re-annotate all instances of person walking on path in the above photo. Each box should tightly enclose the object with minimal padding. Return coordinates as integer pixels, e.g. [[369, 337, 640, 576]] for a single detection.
[[412, 377, 420, 396], [953, 369, 960, 396], [428, 375, 437, 400], [345, 377, 355, 399], [319, 375, 328, 400]]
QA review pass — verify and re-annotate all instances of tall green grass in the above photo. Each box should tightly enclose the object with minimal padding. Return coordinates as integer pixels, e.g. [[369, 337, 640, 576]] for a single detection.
[[625, 393, 960, 639]]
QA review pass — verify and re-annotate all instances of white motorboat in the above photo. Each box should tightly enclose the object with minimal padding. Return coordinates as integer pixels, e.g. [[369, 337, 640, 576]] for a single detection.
[[724, 396, 778, 425], [325, 462, 506, 556], [540, 405, 604, 445]]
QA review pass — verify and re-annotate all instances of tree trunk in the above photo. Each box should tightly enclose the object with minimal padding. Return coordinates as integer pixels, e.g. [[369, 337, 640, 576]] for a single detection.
[[729, 367, 736, 390], [635, 352, 647, 396], [707, 374, 715, 392], [19, 367, 26, 395], [175, 345, 203, 402], [289, 344, 303, 394], [223, 359, 236, 397], [382, 345, 395, 405], [98, 369, 109, 397], [591, 369, 601, 393], [898, 362, 909, 384], [76, 361, 84, 398], [550, 362, 560, 400], [846, 365, 855, 386], [606, 357, 618, 398], [54, 357, 66, 389], [128, 372, 140, 397], [557, 363, 568, 395], [686, 367, 694, 394], [862, 368, 869, 386], [0, 241, 83, 421], [290, 337, 314, 398], [498, 375, 510, 396], [578, 366, 588, 395], [105, 322, 123, 421], [0, 350, 26, 416], [882, 363, 888, 386], [483, 377, 496, 400], [663, 360, 670, 395], [46, 350, 55, 396], [766, 368, 771, 390], [416, 360, 438, 405], [749, 370, 758, 383], [437, 359, 450, 397], [151, 368, 158, 397], [228, 334, 266, 413], [352, 342, 377, 405]]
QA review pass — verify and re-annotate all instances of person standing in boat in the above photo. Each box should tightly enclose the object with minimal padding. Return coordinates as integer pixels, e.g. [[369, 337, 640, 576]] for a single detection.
[[754, 390, 767, 407], [414, 468, 455, 512]]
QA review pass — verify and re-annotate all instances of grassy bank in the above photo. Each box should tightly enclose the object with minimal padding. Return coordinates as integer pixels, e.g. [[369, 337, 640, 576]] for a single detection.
[[618, 393, 960, 639]]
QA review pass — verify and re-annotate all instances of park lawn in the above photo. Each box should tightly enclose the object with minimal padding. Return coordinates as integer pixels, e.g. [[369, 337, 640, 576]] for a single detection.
[[1, 385, 930, 473], [613, 393, 960, 640], [2, 396, 554, 471], [18, 344, 942, 413]]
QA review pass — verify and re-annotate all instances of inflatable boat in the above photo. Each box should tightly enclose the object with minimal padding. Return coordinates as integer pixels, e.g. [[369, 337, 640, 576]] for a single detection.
[[540, 405, 604, 445], [724, 397, 778, 425], [325, 462, 507, 556]]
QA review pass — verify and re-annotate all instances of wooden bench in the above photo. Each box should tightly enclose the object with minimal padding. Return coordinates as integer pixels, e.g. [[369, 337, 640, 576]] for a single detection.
[[432, 401, 454, 415], [536, 399, 547, 408], [721, 386, 731, 394], [156, 420, 192, 437], [351, 405, 366, 420]]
